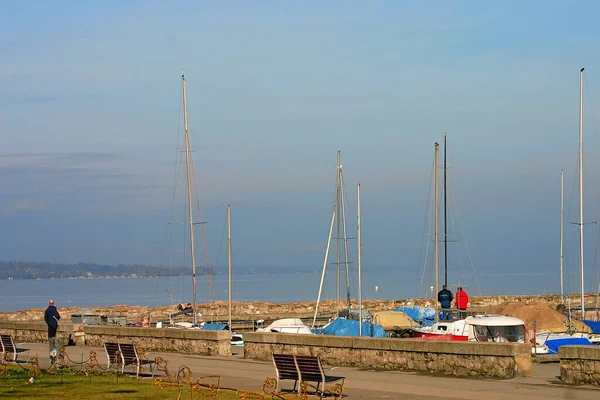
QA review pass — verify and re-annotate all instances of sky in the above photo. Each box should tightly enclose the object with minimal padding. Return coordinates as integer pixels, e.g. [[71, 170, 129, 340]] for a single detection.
[[2, 1, 600, 297]]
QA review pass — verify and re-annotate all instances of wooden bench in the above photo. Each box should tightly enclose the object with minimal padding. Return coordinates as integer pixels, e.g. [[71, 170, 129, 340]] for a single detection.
[[104, 342, 155, 378], [272, 353, 300, 392], [272, 353, 345, 396], [104, 342, 121, 370], [0, 334, 30, 363], [295, 355, 345, 396]]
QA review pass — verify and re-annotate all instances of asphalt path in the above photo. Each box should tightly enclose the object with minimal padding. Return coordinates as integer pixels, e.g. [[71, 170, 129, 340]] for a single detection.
[[11, 343, 600, 399]]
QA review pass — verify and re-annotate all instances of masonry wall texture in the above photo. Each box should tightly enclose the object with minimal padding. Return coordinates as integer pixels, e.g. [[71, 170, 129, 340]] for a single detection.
[[83, 326, 231, 356], [0, 321, 84, 346], [0, 322, 231, 357], [244, 332, 532, 379], [560, 345, 600, 385]]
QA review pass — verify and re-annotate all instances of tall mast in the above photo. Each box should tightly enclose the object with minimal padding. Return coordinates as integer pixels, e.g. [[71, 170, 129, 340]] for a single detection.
[[357, 183, 362, 336], [182, 72, 198, 326], [228, 205, 232, 330], [560, 169, 564, 304], [443, 134, 448, 287], [313, 210, 336, 328], [579, 67, 585, 317], [340, 163, 351, 311], [434, 142, 440, 323], [336, 151, 341, 312]]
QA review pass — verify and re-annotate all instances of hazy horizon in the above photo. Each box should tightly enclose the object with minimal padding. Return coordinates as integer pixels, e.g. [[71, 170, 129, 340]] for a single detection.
[[3, 2, 600, 298]]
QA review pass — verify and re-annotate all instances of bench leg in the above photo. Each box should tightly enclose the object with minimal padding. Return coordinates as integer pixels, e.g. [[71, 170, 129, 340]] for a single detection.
[[21, 350, 31, 364]]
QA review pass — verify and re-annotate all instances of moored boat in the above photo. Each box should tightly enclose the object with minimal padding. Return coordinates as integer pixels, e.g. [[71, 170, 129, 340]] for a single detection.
[[411, 315, 526, 343], [256, 318, 313, 334], [411, 319, 468, 340]]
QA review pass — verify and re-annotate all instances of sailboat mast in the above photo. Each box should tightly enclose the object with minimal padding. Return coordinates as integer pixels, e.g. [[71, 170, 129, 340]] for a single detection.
[[182, 73, 198, 327], [340, 166, 351, 311], [228, 205, 232, 330], [443, 134, 448, 288], [560, 169, 564, 304], [579, 67, 585, 317], [313, 210, 336, 328], [357, 183, 362, 336], [336, 151, 341, 312], [434, 142, 440, 323]]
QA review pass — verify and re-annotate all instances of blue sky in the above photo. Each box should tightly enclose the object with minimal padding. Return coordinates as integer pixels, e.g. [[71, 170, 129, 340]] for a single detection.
[[2, 1, 600, 297]]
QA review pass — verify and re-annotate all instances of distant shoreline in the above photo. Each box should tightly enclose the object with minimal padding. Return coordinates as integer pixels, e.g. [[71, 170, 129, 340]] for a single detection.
[[0, 270, 326, 281], [0, 260, 327, 280]]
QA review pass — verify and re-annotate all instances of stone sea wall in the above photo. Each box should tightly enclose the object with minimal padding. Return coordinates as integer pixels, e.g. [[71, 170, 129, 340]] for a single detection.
[[0, 321, 84, 346], [83, 326, 231, 356], [244, 332, 532, 379], [560, 345, 600, 385], [0, 322, 231, 357]]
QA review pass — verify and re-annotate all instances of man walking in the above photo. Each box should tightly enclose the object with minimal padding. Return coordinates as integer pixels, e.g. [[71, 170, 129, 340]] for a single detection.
[[437, 285, 453, 320], [44, 300, 61, 357]]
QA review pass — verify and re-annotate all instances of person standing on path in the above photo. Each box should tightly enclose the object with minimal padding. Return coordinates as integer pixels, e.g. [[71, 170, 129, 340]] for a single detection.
[[44, 299, 61, 355], [455, 287, 469, 318], [437, 285, 453, 320]]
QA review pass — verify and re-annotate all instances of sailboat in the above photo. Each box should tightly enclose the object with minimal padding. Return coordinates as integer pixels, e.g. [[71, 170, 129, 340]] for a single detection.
[[537, 68, 600, 349], [410, 142, 524, 341], [166, 72, 208, 329], [521, 68, 600, 354], [311, 152, 386, 338], [313, 151, 353, 326]]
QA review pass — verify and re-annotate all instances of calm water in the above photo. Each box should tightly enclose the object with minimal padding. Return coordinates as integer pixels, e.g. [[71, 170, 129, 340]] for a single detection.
[[0, 266, 562, 312]]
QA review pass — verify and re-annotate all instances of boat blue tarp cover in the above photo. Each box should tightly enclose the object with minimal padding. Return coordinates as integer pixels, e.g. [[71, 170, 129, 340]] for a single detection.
[[201, 323, 228, 330], [314, 318, 387, 338], [583, 320, 600, 334], [393, 306, 445, 327], [545, 338, 593, 354]]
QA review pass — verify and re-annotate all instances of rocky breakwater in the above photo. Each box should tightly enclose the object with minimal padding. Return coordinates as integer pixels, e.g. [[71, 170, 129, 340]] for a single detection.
[[0, 293, 590, 325], [0, 300, 403, 325]]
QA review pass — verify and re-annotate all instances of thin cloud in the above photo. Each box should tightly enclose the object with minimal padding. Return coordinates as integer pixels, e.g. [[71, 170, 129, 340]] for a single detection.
[[0, 95, 63, 105], [0, 152, 174, 213], [3, 200, 44, 215]]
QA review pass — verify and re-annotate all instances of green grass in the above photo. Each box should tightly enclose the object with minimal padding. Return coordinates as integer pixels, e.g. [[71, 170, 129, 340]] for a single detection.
[[0, 366, 295, 399]]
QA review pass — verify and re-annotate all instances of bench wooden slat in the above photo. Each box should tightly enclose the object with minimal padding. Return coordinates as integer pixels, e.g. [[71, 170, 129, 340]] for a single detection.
[[294, 354, 345, 395], [272, 353, 345, 396], [104, 342, 155, 378], [272, 353, 299, 392], [104, 342, 120, 369]]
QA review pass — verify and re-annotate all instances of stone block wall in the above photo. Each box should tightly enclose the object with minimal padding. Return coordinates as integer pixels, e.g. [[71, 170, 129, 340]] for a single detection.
[[84, 326, 232, 356], [0, 321, 232, 357], [0, 321, 84, 346], [244, 333, 532, 379], [560, 345, 600, 385]]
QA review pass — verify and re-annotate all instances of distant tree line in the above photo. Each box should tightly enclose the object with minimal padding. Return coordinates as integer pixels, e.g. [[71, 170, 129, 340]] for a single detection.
[[0, 260, 216, 280], [0, 260, 324, 280]]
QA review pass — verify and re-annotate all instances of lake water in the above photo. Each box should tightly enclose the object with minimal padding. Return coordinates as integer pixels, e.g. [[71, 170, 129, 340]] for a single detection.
[[0, 267, 562, 312]]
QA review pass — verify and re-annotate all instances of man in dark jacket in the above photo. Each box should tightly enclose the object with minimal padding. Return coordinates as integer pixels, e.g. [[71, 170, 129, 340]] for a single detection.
[[437, 285, 453, 320], [44, 299, 61, 354]]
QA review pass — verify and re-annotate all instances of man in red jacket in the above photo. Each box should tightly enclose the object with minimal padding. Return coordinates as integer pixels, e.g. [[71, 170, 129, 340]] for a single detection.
[[455, 287, 469, 318]]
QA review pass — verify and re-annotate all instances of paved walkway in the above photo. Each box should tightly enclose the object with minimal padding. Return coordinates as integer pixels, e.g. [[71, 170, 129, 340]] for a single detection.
[[16, 343, 600, 399]]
